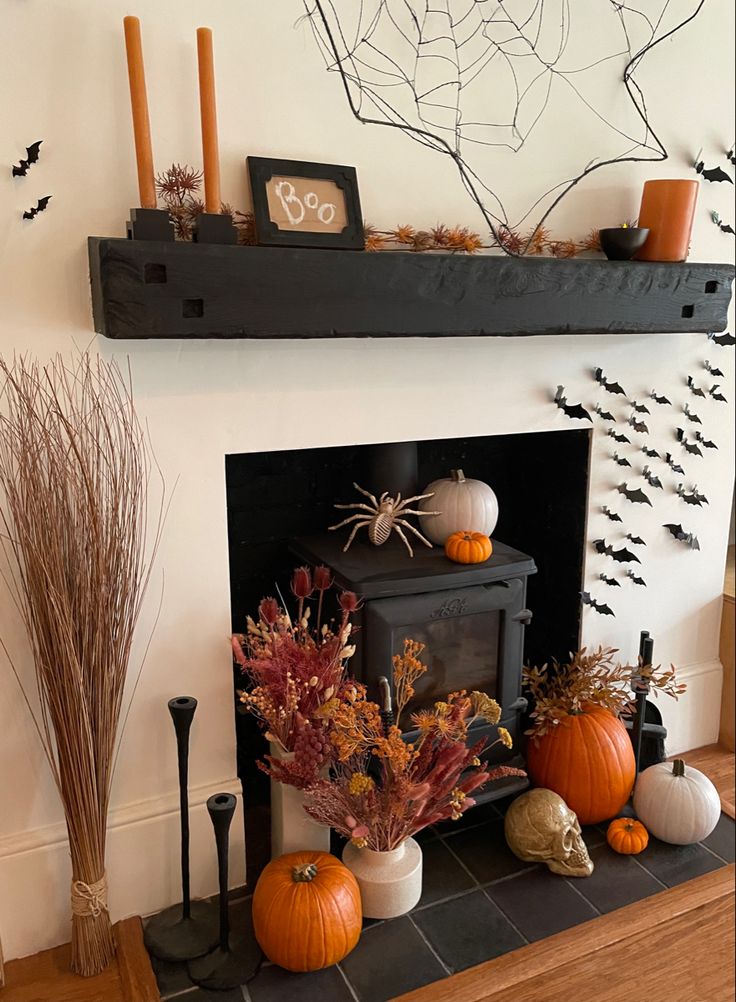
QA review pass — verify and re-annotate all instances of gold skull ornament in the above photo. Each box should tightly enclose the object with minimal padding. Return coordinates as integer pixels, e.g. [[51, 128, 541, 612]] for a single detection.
[[504, 789, 594, 877]]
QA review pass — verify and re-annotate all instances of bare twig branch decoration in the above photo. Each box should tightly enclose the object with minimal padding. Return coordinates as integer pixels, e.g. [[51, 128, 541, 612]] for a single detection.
[[0, 354, 164, 976], [303, 0, 705, 253]]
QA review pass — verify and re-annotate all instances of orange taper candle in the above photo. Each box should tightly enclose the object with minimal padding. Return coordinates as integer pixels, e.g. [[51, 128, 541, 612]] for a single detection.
[[197, 27, 222, 214], [123, 16, 156, 209], [636, 179, 699, 262]]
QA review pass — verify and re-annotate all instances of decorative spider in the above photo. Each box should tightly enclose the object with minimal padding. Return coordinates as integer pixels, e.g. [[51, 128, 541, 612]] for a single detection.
[[329, 482, 440, 558]]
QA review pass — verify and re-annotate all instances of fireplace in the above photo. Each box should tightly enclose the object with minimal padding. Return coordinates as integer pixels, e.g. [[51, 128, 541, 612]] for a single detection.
[[226, 428, 590, 866]]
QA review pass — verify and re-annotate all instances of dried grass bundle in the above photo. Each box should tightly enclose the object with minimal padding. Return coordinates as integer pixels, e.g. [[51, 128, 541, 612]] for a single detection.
[[0, 354, 162, 976]]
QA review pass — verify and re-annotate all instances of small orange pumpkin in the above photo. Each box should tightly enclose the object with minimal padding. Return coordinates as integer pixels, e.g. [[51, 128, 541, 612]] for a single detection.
[[252, 851, 361, 972], [607, 817, 649, 854], [445, 530, 493, 564]]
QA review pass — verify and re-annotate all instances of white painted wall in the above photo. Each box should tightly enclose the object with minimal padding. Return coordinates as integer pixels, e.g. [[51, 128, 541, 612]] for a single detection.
[[0, 1, 733, 962]]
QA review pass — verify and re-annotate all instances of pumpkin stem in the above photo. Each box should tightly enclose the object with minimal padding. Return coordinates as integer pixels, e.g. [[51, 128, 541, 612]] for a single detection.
[[292, 862, 318, 883], [672, 758, 686, 778], [451, 469, 466, 483]]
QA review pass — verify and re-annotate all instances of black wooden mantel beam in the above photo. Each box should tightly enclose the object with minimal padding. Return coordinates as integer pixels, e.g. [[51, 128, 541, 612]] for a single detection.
[[88, 238, 734, 340]]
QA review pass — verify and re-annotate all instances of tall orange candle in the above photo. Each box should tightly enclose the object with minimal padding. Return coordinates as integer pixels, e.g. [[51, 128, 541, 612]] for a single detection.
[[636, 179, 699, 262], [197, 27, 222, 214], [123, 16, 156, 209]]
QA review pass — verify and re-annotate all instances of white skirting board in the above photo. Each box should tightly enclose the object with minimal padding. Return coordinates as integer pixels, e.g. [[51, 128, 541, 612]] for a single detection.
[[658, 658, 724, 757], [0, 777, 245, 962]]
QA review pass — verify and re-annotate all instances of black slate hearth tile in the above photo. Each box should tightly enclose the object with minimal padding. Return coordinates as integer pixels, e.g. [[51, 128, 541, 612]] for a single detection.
[[434, 800, 501, 834], [582, 824, 607, 849], [417, 838, 477, 907], [443, 818, 536, 884], [413, 889, 525, 972], [703, 814, 736, 862], [574, 843, 663, 913], [339, 916, 446, 1002], [177, 987, 246, 1001], [487, 866, 598, 941], [636, 836, 724, 887], [150, 954, 194, 998], [248, 962, 355, 1001]]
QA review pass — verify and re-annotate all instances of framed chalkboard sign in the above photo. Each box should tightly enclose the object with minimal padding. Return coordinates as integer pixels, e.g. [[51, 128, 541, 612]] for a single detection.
[[247, 156, 364, 250]]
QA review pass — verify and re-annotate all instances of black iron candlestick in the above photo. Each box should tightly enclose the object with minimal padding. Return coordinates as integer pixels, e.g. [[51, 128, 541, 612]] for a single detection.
[[144, 697, 218, 961], [631, 632, 654, 777], [187, 793, 260, 990]]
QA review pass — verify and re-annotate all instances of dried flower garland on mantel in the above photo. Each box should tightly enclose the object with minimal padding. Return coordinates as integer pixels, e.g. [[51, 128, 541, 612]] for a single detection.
[[0, 354, 164, 976], [364, 222, 603, 257]]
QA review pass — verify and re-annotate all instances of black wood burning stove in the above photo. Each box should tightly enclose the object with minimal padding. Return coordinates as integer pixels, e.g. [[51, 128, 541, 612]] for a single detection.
[[292, 532, 536, 805]]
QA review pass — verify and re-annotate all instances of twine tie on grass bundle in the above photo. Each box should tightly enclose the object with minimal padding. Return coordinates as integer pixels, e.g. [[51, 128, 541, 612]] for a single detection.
[[71, 876, 109, 920]]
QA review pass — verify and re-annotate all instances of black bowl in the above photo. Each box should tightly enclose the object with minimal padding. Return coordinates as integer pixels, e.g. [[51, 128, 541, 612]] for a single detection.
[[599, 227, 650, 261]]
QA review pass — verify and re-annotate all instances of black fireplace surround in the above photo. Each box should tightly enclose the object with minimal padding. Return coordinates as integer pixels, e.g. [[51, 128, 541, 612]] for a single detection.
[[226, 430, 590, 864]]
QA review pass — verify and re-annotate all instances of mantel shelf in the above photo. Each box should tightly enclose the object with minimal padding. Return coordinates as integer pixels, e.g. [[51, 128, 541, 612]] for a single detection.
[[88, 237, 734, 340]]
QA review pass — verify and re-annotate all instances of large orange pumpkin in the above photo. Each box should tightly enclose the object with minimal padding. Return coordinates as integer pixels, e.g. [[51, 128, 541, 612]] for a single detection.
[[526, 706, 635, 824], [445, 530, 493, 564], [252, 851, 362, 972]]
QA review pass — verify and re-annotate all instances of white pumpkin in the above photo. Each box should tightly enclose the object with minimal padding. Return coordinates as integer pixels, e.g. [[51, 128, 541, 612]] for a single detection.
[[418, 470, 499, 545], [633, 758, 721, 845]]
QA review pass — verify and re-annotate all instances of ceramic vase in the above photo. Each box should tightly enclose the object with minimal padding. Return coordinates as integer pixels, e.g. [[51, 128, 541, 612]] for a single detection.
[[342, 838, 423, 919], [269, 743, 331, 858]]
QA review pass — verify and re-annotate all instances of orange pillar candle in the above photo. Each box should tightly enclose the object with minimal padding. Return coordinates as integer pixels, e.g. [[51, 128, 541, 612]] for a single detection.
[[636, 179, 699, 262], [197, 27, 222, 214], [123, 16, 157, 209]]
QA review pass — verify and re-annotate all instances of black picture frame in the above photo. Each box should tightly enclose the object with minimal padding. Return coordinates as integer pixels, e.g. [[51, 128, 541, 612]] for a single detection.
[[247, 156, 364, 250]]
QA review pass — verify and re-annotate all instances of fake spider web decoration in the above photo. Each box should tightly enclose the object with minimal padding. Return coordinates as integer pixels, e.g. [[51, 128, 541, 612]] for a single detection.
[[303, 0, 704, 253]]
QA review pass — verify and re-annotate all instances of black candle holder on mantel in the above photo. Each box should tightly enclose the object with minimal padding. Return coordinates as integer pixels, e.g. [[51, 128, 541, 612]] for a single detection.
[[188, 793, 261, 990], [144, 697, 219, 962]]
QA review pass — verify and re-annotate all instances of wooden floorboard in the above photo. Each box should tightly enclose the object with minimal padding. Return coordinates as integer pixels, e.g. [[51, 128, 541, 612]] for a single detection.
[[680, 744, 735, 818], [0, 918, 158, 1002], [395, 865, 735, 1002]]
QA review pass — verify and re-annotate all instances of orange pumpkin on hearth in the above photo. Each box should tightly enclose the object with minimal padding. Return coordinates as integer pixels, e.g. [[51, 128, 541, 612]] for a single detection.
[[607, 817, 649, 854], [252, 851, 361, 971], [445, 530, 493, 564], [526, 705, 635, 825]]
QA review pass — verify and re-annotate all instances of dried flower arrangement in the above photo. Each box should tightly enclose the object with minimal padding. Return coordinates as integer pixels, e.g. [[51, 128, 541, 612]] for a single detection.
[[364, 221, 603, 257], [303, 640, 526, 850], [155, 163, 255, 243], [233, 566, 359, 789], [524, 646, 686, 737]]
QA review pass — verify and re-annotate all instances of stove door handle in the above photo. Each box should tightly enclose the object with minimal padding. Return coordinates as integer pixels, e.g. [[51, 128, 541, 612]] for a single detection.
[[511, 608, 533, 626], [508, 696, 528, 713]]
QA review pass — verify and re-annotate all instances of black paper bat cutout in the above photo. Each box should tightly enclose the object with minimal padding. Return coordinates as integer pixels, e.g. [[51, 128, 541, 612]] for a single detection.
[[627, 414, 649, 434], [22, 195, 51, 220], [686, 376, 706, 398], [708, 331, 736, 347], [12, 140, 42, 177], [600, 573, 621, 587], [676, 429, 703, 457], [711, 211, 735, 235], [642, 446, 660, 459], [663, 523, 701, 550], [650, 390, 671, 405], [642, 465, 663, 489], [581, 591, 615, 616], [612, 452, 631, 467], [709, 384, 728, 402], [594, 368, 626, 395], [665, 453, 686, 475], [682, 402, 702, 424], [676, 483, 709, 506], [607, 429, 631, 444], [694, 431, 717, 449], [630, 400, 651, 414], [704, 360, 725, 377], [593, 539, 641, 563], [594, 403, 615, 421], [601, 505, 623, 523], [626, 569, 647, 586], [617, 482, 653, 506], [626, 534, 646, 546], [694, 157, 733, 184], [554, 386, 592, 422]]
